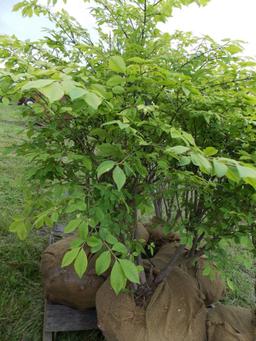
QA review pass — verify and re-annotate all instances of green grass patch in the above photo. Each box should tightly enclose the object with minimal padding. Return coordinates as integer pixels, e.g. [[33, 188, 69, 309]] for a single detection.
[[0, 234, 46, 341], [222, 246, 255, 308], [0, 105, 27, 230]]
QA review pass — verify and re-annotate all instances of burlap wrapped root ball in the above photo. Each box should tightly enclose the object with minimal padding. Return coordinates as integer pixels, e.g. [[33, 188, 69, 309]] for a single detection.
[[185, 257, 225, 306], [144, 217, 180, 243], [136, 222, 150, 243], [207, 304, 256, 341], [151, 242, 225, 305], [96, 267, 207, 341], [41, 236, 105, 310]]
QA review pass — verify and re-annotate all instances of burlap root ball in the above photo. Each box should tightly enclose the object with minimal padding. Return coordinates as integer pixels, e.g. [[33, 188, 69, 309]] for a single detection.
[[207, 304, 256, 341], [96, 267, 207, 341], [41, 236, 105, 310]]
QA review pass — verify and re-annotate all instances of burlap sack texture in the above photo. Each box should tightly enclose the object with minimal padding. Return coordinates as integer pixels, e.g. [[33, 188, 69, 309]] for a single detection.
[[207, 304, 256, 341], [40, 224, 149, 312], [144, 217, 180, 244], [150, 242, 225, 306], [41, 236, 105, 311], [137, 222, 150, 243], [96, 267, 207, 341]]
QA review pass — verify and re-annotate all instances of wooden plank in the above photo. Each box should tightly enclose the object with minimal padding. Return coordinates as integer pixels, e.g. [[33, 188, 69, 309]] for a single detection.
[[43, 300, 53, 341], [43, 232, 98, 337], [44, 303, 98, 332], [43, 331, 53, 341]]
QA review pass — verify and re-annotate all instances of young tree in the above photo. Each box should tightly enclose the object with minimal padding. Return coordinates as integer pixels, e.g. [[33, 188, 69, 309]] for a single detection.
[[1, 0, 255, 294]]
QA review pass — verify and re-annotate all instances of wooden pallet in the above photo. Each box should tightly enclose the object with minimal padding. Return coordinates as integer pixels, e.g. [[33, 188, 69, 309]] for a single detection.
[[43, 225, 98, 340], [43, 302, 97, 341]]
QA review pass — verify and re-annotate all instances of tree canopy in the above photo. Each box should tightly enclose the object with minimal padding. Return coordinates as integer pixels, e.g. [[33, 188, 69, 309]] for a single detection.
[[1, 0, 255, 294]]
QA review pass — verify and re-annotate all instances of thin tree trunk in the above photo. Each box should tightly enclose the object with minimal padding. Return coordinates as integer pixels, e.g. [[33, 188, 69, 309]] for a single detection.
[[154, 198, 163, 218]]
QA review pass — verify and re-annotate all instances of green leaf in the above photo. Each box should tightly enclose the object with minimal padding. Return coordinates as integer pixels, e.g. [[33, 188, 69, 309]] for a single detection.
[[62, 80, 85, 98], [40, 82, 64, 103], [87, 236, 103, 253], [84, 92, 102, 110], [112, 86, 125, 95], [236, 165, 256, 179], [13, 2, 26, 12], [178, 156, 191, 166], [96, 143, 123, 158], [226, 44, 242, 55], [168, 146, 190, 155], [61, 247, 80, 267], [68, 86, 87, 100], [33, 211, 49, 229], [64, 218, 82, 233], [22, 79, 54, 91], [226, 166, 240, 183], [74, 248, 88, 278], [109, 56, 126, 73], [112, 242, 127, 255], [95, 250, 111, 275], [97, 160, 116, 178], [90, 84, 108, 98], [213, 160, 228, 177], [17, 222, 28, 240], [9, 219, 28, 240], [110, 260, 127, 295], [182, 131, 195, 146], [128, 57, 147, 64], [204, 147, 218, 156], [244, 177, 256, 189], [51, 211, 59, 223], [107, 75, 124, 87], [227, 278, 235, 291], [101, 120, 129, 130], [70, 239, 84, 248], [66, 201, 86, 213], [119, 259, 140, 284], [79, 221, 89, 240], [182, 86, 190, 97], [113, 166, 126, 190], [202, 263, 212, 277], [133, 159, 147, 177], [82, 157, 92, 171], [105, 233, 118, 245], [191, 152, 212, 173], [170, 127, 182, 139], [2, 97, 9, 105]]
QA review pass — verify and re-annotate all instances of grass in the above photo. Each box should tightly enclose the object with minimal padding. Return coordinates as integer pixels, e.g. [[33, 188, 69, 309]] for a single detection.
[[222, 246, 255, 308], [0, 106, 254, 340], [0, 233, 46, 341], [0, 105, 26, 230], [0, 232, 104, 341]]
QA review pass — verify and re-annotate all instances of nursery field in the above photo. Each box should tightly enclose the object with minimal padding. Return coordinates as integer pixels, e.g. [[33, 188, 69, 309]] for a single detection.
[[0, 109, 254, 341]]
